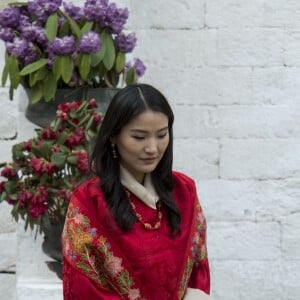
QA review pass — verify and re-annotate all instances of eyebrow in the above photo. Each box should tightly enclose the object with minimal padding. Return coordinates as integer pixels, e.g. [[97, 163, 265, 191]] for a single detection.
[[130, 127, 168, 133]]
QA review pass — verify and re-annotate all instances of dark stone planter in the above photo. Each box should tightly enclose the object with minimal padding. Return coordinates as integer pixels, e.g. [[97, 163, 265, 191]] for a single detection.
[[25, 87, 120, 127], [41, 215, 65, 279]]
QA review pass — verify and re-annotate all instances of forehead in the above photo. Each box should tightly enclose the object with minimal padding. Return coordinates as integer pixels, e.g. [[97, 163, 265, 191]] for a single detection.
[[125, 110, 168, 130]]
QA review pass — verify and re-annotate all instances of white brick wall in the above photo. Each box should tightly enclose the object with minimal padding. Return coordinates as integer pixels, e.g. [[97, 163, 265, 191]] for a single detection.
[[0, 0, 299, 299]]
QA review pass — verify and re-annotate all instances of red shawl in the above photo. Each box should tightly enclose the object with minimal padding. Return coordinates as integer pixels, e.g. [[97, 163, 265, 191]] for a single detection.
[[62, 171, 210, 299]]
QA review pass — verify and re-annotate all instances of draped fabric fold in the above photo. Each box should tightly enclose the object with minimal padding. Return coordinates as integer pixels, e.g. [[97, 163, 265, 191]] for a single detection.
[[62, 171, 210, 299]]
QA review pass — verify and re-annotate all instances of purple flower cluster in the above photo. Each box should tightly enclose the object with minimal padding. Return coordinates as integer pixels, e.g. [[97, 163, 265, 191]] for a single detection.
[[78, 31, 101, 53], [63, 2, 84, 22], [6, 38, 38, 65], [84, 0, 129, 34], [50, 36, 75, 55], [115, 32, 136, 53], [0, 0, 146, 89], [126, 58, 146, 77], [0, 7, 20, 28], [28, 0, 62, 23]]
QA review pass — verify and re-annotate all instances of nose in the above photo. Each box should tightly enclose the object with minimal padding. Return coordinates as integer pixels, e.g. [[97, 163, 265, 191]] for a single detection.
[[144, 139, 158, 154]]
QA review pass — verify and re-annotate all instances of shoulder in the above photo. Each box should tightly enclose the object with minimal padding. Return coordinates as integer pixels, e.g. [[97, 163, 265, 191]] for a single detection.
[[73, 176, 101, 198], [172, 170, 198, 201], [172, 170, 196, 191]]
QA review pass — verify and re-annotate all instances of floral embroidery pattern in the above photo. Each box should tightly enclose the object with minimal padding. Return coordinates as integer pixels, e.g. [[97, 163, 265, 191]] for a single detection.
[[178, 257, 193, 299], [178, 200, 208, 299], [191, 201, 208, 264], [62, 201, 143, 300]]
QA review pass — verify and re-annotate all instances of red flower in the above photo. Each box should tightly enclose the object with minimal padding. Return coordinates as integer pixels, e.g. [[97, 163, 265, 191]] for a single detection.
[[40, 128, 58, 140], [93, 113, 102, 125], [57, 111, 68, 121], [52, 145, 61, 153], [88, 99, 97, 109], [23, 140, 32, 151], [0, 182, 5, 193], [73, 150, 88, 172], [1, 166, 17, 178], [29, 203, 48, 218], [18, 189, 33, 208], [29, 158, 57, 175], [57, 103, 72, 113], [65, 127, 85, 148]]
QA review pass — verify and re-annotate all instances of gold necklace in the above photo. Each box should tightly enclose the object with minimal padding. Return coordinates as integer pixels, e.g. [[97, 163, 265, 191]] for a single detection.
[[125, 190, 163, 230]]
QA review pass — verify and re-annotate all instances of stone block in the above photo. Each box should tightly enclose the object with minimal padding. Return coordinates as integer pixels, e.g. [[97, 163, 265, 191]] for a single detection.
[[0, 274, 16, 300], [131, 0, 205, 29], [173, 138, 219, 179], [173, 104, 300, 138], [203, 29, 285, 67], [210, 260, 283, 300], [281, 212, 300, 259], [208, 221, 281, 260], [200, 178, 300, 222], [220, 138, 300, 179], [0, 89, 17, 139], [282, 261, 300, 300], [0, 202, 17, 233], [134, 29, 205, 68], [284, 30, 300, 66], [206, 0, 300, 28], [0, 232, 17, 272]]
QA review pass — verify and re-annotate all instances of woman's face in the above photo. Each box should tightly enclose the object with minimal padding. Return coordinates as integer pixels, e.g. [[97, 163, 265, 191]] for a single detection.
[[114, 110, 169, 183]]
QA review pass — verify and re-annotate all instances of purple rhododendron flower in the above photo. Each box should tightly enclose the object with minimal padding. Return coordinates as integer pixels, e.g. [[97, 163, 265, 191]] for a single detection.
[[28, 0, 61, 23], [6, 38, 30, 58], [84, 0, 108, 25], [63, 2, 84, 21], [106, 4, 128, 34], [0, 7, 20, 28], [6, 38, 38, 66], [133, 58, 146, 77], [50, 36, 75, 55], [78, 31, 101, 53], [115, 32, 136, 53], [0, 27, 15, 42]]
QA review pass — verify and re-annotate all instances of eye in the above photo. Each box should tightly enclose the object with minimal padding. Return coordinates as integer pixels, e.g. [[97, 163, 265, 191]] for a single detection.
[[157, 132, 168, 139], [132, 136, 145, 140]]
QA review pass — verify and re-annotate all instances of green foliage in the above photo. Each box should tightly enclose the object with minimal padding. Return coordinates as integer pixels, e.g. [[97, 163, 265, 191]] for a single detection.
[[0, 100, 102, 234], [0, 1, 145, 103]]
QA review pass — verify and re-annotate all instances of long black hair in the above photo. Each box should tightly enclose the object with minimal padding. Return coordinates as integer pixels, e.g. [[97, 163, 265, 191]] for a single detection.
[[89, 83, 181, 234]]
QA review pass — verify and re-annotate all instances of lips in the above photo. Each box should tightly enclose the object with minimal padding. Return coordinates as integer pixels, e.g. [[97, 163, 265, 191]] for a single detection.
[[140, 157, 157, 163]]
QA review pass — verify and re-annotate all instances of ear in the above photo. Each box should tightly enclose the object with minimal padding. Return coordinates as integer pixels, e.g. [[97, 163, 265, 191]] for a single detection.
[[110, 136, 116, 144]]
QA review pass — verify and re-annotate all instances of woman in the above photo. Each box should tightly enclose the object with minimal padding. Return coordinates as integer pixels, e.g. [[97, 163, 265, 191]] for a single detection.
[[62, 84, 210, 299]]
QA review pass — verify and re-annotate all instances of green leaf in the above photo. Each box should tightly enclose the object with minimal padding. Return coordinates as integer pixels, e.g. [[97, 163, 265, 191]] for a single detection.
[[79, 54, 91, 80], [59, 21, 70, 36], [5, 181, 18, 195], [61, 56, 73, 84], [52, 56, 62, 81], [57, 131, 67, 145], [125, 67, 137, 85], [2, 62, 9, 87], [81, 21, 94, 34], [45, 13, 58, 42], [51, 152, 67, 168], [102, 30, 115, 70], [32, 141, 53, 158], [43, 72, 57, 102], [115, 52, 125, 73], [29, 66, 47, 87], [27, 83, 43, 104], [91, 46, 106, 67], [63, 12, 82, 38], [8, 55, 20, 89], [67, 156, 77, 165], [20, 59, 48, 76]]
